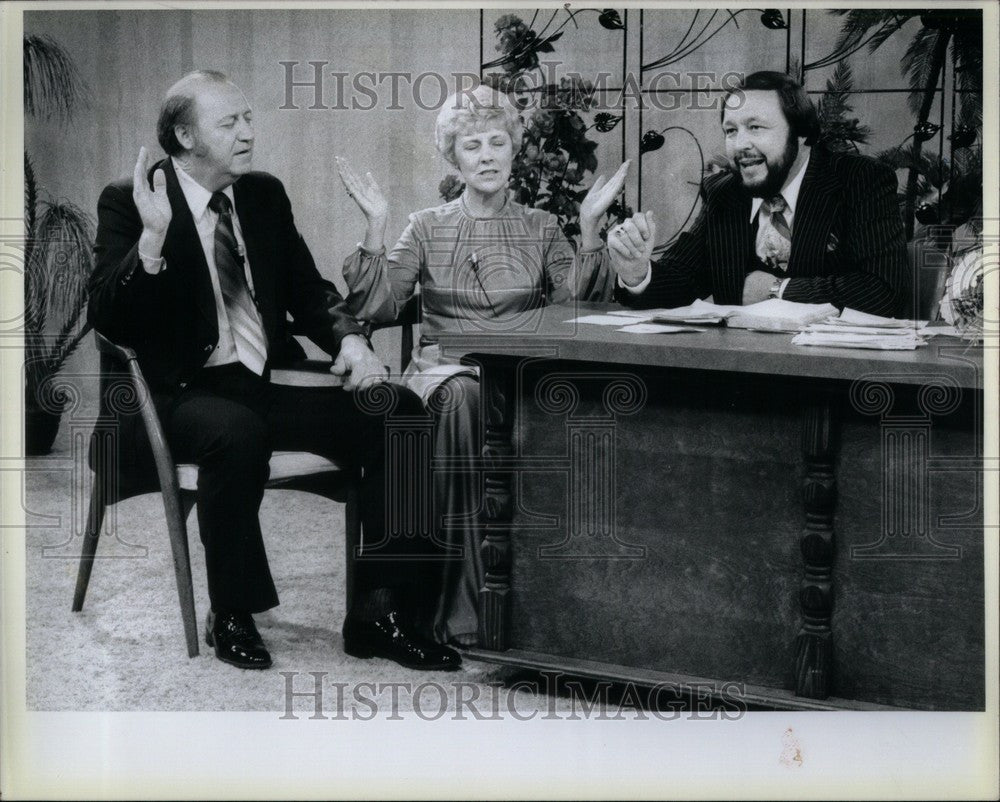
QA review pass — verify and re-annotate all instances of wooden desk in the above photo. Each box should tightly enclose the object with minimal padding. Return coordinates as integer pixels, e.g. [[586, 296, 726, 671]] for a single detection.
[[438, 303, 985, 711]]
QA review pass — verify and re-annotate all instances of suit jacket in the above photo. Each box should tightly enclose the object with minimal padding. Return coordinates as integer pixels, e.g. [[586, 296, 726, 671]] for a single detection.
[[616, 147, 910, 317], [87, 158, 365, 489]]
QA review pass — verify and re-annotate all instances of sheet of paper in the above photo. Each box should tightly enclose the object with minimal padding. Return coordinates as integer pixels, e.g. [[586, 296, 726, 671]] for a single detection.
[[568, 314, 654, 325], [835, 307, 929, 328], [605, 309, 665, 318], [804, 324, 923, 336], [792, 332, 925, 350], [616, 323, 706, 334]]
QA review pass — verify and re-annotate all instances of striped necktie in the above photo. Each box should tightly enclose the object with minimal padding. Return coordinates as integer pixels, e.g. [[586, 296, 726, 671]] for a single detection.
[[762, 194, 792, 272], [208, 192, 268, 375]]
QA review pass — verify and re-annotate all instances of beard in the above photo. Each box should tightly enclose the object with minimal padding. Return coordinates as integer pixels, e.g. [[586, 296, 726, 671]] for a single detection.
[[733, 135, 799, 198]]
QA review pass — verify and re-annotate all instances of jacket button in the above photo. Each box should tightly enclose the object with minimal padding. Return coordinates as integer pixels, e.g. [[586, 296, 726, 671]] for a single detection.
[[203, 344, 213, 352]]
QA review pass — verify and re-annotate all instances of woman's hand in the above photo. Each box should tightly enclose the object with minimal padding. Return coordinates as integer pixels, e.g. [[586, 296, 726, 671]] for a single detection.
[[336, 157, 388, 251], [578, 160, 630, 250]]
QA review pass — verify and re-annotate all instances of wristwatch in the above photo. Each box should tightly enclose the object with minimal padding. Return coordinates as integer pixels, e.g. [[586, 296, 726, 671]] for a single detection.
[[768, 277, 783, 299]]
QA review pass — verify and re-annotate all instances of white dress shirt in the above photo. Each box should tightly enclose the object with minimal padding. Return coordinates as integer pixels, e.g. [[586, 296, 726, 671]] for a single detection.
[[621, 148, 812, 298], [139, 159, 257, 367]]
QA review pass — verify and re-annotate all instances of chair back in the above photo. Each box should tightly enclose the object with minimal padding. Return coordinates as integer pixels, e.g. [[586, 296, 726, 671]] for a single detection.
[[90, 331, 173, 500], [371, 294, 421, 372]]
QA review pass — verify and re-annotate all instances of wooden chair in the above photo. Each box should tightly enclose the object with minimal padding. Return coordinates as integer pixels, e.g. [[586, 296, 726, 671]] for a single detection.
[[72, 296, 420, 658]]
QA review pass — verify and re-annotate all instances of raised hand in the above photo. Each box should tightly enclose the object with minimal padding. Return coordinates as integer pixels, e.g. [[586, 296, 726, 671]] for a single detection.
[[336, 157, 388, 222], [579, 160, 631, 232], [336, 157, 389, 252], [133, 146, 172, 238], [608, 211, 657, 288]]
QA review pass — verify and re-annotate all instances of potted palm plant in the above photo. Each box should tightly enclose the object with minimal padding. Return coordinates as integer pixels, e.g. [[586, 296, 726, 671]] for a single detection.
[[23, 33, 94, 455]]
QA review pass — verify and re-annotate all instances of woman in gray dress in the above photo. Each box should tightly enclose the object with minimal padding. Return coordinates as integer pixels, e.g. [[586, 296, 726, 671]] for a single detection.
[[338, 85, 628, 645]]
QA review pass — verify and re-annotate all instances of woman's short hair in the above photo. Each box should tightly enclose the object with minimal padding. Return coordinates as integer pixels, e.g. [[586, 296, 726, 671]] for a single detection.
[[721, 71, 820, 145], [157, 69, 230, 156], [435, 85, 524, 167]]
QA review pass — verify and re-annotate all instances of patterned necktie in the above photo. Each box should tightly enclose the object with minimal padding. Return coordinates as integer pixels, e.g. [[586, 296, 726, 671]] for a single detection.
[[208, 192, 268, 375], [762, 194, 792, 272]]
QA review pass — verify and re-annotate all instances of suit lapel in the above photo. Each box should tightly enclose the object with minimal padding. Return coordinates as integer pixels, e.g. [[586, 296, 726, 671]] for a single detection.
[[158, 159, 217, 329], [789, 148, 840, 276]]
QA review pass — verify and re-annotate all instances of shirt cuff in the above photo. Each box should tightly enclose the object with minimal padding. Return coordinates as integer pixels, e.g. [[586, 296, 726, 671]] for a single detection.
[[357, 242, 386, 257], [617, 262, 652, 294], [138, 250, 166, 274], [777, 277, 790, 299]]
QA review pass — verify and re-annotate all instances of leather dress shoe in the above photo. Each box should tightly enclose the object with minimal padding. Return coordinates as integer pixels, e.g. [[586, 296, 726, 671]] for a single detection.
[[343, 611, 461, 671], [206, 609, 272, 670]]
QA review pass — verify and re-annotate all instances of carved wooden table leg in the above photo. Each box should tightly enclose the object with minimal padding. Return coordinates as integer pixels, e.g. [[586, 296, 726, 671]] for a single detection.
[[795, 396, 837, 698], [475, 354, 516, 650]]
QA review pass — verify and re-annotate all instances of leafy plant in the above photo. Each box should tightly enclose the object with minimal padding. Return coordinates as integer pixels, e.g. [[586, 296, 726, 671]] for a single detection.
[[814, 61, 871, 153], [23, 33, 94, 453], [826, 10, 982, 240], [440, 11, 631, 242]]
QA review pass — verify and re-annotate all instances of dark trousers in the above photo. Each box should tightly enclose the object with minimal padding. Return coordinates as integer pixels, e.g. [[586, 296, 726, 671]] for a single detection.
[[162, 363, 431, 615]]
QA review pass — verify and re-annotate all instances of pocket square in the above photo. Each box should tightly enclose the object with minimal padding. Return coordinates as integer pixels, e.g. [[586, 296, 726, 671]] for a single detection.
[[826, 232, 840, 252]]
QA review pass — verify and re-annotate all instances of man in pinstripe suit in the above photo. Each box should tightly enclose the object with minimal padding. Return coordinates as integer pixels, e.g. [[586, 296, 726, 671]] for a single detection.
[[607, 71, 909, 318]]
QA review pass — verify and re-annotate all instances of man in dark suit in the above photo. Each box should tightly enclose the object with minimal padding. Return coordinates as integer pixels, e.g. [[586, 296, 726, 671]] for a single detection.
[[89, 70, 460, 671], [607, 71, 909, 317]]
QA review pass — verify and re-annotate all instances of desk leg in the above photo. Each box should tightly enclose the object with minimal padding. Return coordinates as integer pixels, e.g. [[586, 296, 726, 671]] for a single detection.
[[477, 354, 515, 650], [795, 398, 836, 698]]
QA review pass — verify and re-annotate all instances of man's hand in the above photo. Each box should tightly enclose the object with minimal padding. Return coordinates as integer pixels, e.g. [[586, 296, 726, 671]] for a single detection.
[[608, 211, 656, 288], [742, 270, 775, 305], [133, 146, 172, 258], [331, 334, 389, 392]]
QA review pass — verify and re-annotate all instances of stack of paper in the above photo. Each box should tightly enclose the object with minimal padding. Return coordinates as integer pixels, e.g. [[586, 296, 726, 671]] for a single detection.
[[792, 308, 929, 350], [725, 299, 839, 332], [650, 299, 740, 325]]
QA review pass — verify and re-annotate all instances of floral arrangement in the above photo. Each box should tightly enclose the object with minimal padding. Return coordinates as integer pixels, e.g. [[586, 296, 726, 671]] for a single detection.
[[940, 246, 984, 341], [440, 12, 631, 243]]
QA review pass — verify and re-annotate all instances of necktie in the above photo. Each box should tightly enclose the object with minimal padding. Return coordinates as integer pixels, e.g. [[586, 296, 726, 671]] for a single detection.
[[208, 192, 268, 375], [762, 195, 792, 272]]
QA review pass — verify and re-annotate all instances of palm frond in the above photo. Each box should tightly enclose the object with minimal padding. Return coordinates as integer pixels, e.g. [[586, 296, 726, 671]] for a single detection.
[[827, 10, 908, 55], [866, 12, 917, 51], [815, 61, 870, 151], [902, 27, 945, 115], [952, 27, 983, 131], [24, 152, 38, 270], [25, 199, 94, 340], [23, 34, 89, 121]]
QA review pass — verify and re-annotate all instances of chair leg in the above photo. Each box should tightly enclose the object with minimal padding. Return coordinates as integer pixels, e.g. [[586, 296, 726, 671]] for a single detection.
[[162, 487, 199, 658], [344, 478, 362, 612], [71, 481, 108, 612]]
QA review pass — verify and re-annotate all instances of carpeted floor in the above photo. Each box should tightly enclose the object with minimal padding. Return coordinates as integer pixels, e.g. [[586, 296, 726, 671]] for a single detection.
[[23, 440, 558, 716]]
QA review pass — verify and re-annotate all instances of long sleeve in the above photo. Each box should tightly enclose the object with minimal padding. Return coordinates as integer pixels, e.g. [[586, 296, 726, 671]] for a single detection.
[[781, 159, 908, 316], [88, 181, 171, 345], [614, 204, 711, 310], [541, 216, 616, 305], [343, 217, 423, 324]]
